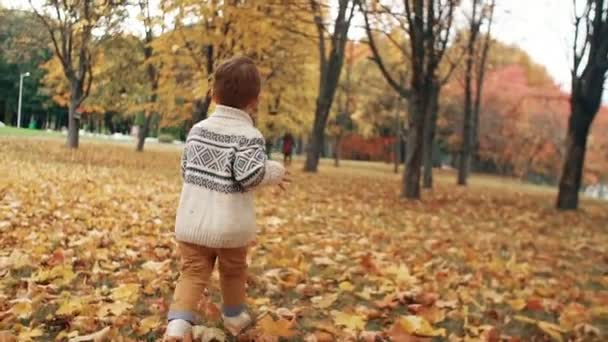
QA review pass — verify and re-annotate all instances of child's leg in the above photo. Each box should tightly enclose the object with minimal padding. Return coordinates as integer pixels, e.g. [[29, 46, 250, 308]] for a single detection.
[[217, 247, 248, 316], [168, 242, 216, 323]]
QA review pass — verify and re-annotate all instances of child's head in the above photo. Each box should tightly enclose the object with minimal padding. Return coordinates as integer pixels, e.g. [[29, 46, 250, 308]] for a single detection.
[[213, 56, 261, 111]]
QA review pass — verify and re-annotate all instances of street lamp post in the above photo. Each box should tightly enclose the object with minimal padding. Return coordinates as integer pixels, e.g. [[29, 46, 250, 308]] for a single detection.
[[17, 72, 31, 128]]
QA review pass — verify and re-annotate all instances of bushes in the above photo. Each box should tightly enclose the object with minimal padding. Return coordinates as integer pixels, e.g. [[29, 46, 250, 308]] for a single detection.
[[158, 134, 174, 144]]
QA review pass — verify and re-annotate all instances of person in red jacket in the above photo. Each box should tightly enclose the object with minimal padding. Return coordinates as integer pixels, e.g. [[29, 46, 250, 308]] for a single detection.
[[282, 133, 294, 166]]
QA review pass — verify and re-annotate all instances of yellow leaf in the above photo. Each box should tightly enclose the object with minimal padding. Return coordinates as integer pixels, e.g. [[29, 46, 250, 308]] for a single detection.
[[137, 315, 161, 335], [513, 314, 538, 325], [18, 327, 44, 341], [590, 306, 608, 317], [32, 265, 76, 286], [97, 302, 132, 317], [10, 301, 33, 319], [311, 293, 339, 309], [339, 281, 354, 292], [397, 315, 446, 337], [538, 321, 564, 342], [355, 287, 373, 301], [257, 315, 296, 338], [331, 310, 366, 331], [507, 298, 527, 311], [110, 284, 139, 302], [56, 298, 85, 316], [386, 264, 418, 285], [68, 326, 111, 342]]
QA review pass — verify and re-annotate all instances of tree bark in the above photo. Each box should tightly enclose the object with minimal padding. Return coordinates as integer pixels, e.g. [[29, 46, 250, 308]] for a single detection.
[[304, 0, 354, 173], [67, 81, 82, 149], [192, 91, 212, 125], [423, 83, 439, 188], [136, 113, 153, 152], [304, 101, 330, 172], [403, 93, 426, 199], [393, 99, 402, 174], [556, 103, 593, 210]]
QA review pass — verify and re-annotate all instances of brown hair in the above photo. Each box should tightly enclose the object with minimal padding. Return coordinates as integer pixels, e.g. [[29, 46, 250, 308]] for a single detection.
[[212, 56, 261, 109]]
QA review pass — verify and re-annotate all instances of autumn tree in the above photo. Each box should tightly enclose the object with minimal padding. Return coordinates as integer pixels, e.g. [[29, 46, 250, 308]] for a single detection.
[[556, 0, 608, 209], [457, 0, 495, 185], [30, 0, 125, 149], [133, 0, 161, 152], [361, 0, 458, 198], [155, 0, 315, 132], [303, 0, 356, 172]]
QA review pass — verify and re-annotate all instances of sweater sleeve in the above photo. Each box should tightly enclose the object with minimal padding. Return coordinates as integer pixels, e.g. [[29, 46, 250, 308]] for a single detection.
[[233, 133, 286, 191], [260, 160, 286, 186], [233, 142, 267, 191], [180, 144, 188, 179]]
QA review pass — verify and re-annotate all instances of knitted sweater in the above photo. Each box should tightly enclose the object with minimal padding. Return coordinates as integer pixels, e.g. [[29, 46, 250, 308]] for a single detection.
[[174, 105, 285, 248]]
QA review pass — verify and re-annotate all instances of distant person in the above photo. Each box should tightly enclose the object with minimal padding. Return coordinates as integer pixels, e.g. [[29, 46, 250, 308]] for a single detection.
[[165, 56, 288, 340], [282, 132, 294, 166]]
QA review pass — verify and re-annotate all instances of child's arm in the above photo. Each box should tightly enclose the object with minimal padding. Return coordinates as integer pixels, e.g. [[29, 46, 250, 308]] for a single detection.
[[180, 144, 188, 179], [234, 137, 285, 191]]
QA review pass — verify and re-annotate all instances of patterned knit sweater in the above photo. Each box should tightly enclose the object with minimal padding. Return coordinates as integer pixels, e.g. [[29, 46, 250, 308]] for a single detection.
[[175, 105, 285, 248]]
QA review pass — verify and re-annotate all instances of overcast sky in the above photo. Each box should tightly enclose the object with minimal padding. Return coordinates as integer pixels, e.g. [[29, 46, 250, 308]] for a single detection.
[[3, 0, 602, 99]]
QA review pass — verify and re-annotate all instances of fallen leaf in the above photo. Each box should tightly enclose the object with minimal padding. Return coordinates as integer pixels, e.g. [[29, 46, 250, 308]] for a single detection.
[[137, 315, 161, 335], [538, 321, 564, 342], [331, 310, 366, 331], [396, 315, 445, 337], [110, 284, 139, 302], [97, 302, 132, 317], [416, 306, 446, 324], [558, 302, 588, 330], [257, 315, 297, 338], [387, 321, 431, 342], [192, 326, 226, 342], [339, 281, 354, 292], [68, 327, 111, 342], [507, 298, 527, 311], [311, 293, 338, 309]]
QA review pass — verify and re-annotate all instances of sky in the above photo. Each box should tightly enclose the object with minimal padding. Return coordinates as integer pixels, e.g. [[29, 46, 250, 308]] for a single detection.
[[3, 0, 601, 99]]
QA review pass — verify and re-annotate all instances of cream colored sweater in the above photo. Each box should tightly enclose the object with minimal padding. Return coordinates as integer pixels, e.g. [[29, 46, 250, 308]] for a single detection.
[[174, 105, 285, 248]]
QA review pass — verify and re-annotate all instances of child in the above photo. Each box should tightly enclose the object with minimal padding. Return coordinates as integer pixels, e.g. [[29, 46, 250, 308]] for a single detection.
[[165, 56, 286, 340]]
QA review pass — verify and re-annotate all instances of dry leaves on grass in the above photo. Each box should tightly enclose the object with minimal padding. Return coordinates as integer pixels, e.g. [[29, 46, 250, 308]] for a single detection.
[[0, 139, 607, 341]]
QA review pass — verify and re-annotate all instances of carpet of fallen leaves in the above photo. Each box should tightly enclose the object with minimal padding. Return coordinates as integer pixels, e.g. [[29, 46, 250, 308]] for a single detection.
[[1, 138, 607, 342]]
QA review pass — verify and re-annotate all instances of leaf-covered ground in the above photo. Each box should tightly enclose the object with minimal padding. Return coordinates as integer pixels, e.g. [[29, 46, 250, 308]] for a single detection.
[[1, 138, 607, 342]]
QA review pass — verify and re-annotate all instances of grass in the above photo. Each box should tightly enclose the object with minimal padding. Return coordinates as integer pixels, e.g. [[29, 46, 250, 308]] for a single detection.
[[0, 126, 62, 137]]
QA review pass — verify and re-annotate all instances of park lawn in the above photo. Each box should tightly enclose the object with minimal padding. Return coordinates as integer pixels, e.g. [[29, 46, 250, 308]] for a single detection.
[[0, 126, 63, 138], [0, 138, 606, 341]]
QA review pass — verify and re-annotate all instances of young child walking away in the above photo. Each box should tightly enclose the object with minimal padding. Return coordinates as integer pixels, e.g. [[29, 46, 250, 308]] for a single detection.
[[165, 56, 287, 340]]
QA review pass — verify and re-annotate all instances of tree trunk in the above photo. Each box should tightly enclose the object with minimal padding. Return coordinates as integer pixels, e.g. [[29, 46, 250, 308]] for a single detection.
[[403, 94, 426, 199], [556, 105, 593, 210], [192, 92, 212, 124], [394, 99, 401, 174], [67, 81, 82, 149], [423, 84, 439, 188], [304, 101, 330, 172], [136, 113, 153, 152], [458, 52, 475, 185]]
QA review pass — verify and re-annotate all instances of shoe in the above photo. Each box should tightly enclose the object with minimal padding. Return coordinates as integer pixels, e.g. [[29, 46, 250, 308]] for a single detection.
[[165, 319, 192, 341], [222, 311, 252, 335]]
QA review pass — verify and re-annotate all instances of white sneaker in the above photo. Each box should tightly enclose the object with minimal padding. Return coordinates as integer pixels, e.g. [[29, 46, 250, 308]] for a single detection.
[[165, 319, 192, 340], [222, 311, 252, 335]]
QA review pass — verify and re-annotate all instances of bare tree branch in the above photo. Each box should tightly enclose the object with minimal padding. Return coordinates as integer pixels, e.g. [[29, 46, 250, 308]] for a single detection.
[[361, 2, 410, 98]]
